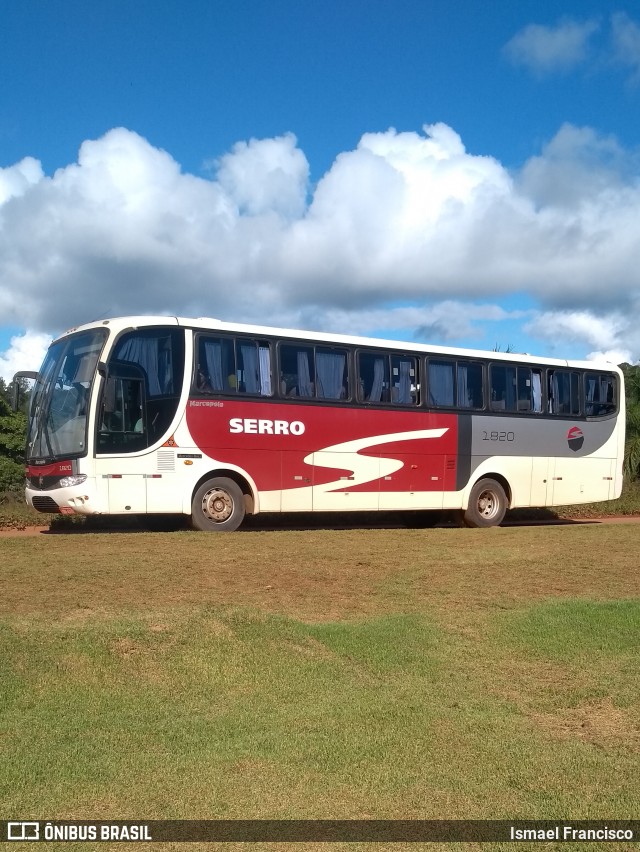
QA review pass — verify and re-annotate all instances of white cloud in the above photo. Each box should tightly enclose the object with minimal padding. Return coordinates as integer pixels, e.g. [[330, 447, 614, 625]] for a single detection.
[[524, 310, 625, 350], [279, 301, 529, 343], [505, 12, 640, 85], [518, 124, 633, 207], [524, 309, 640, 365], [215, 133, 309, 218], [0, 331, 51, 383], [586, 349, 634, 365], [610, 11, 640, 83], [0, 122, 640, 363], [0, 157, 43, 205], [503, 17, 599, 76]]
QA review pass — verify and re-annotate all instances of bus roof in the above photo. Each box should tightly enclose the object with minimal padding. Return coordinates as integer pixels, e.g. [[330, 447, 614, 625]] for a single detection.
[[55, 314, 621, 372]]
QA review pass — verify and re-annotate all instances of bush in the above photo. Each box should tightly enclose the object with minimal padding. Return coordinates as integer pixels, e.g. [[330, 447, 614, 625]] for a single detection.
[[0, 489, 40, 529], [0, 456, 25, 494]]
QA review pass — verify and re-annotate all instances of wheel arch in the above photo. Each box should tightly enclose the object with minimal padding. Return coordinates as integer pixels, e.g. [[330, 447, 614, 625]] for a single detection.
[[191, 468, 257, 516], [463, 472, 512, 510]]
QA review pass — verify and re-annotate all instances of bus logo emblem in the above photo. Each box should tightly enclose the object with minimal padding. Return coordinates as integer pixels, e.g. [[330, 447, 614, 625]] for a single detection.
[[567, 426, 584, 452]]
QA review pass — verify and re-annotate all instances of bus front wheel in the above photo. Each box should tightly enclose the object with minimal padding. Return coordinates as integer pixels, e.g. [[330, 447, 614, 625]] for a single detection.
[[192, 477, 245, 532], [463, 478, 507, 528]]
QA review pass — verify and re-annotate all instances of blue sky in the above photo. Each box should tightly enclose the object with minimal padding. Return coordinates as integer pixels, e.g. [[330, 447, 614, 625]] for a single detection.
[[1, 0, 640, 379]]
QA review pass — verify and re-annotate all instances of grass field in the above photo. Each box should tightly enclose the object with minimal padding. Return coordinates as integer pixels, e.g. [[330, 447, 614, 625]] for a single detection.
[[1, 520, 639, 851]]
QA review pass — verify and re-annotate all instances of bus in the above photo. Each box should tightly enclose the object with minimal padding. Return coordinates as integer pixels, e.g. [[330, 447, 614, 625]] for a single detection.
[[14, 315, 625, 531]]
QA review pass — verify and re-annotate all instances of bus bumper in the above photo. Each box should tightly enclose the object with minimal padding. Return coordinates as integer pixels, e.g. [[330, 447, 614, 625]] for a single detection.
[[26, 480, 101, 516]]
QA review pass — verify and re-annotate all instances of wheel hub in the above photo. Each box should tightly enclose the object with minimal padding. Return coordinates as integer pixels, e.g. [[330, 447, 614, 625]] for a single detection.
[[477, 490, 498, 519], [203, 488, 233, 522]]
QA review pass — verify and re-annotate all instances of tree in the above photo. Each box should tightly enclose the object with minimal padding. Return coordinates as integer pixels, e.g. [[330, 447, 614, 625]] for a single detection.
[[0, 378, 29, 493], [620, 363, 640, 481]]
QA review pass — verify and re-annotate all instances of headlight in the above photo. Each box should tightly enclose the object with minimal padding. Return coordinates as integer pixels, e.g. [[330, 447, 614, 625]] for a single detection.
[[58, 474, 88, 488]]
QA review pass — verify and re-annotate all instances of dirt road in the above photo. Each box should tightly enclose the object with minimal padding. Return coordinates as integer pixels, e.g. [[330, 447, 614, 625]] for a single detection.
[[2, 514, 640, 537]]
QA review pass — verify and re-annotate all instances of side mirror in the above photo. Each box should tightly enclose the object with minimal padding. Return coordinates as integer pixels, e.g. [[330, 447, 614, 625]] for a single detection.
[[11, 371, 38, 412]]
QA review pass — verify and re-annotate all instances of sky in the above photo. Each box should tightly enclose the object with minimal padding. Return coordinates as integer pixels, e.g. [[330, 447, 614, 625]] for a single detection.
[[1, 0, 640, 381]]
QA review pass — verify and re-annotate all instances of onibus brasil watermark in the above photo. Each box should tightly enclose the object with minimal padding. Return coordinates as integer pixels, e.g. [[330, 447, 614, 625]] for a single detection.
[[3, 819, 638, 843]]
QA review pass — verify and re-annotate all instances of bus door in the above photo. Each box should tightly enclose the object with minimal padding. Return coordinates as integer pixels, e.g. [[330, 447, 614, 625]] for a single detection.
[[95, 367, 148, 514]]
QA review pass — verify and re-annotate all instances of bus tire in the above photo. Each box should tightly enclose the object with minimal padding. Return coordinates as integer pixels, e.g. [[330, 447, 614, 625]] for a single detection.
[[463, 478, 507, 528], [192, 477, 245, 532]]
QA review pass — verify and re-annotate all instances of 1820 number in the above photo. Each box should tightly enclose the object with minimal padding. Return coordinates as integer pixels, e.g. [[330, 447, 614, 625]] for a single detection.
[[482, 431, 515, 442]]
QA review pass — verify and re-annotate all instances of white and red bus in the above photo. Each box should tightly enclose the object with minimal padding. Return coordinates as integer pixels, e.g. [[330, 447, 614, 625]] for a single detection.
[[15, 315, 625, 531]]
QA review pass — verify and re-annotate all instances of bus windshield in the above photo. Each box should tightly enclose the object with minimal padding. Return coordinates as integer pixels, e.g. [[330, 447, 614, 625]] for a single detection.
[[26, 329, 108, 462]]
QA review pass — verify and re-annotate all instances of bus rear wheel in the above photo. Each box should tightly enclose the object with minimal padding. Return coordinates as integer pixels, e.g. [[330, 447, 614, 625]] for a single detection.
[[192, 477, 245, 532], [463, 478, 507, 528]]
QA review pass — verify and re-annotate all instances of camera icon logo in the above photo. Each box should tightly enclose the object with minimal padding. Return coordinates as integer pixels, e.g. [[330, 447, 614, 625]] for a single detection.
[[7, 822, 40, 841]]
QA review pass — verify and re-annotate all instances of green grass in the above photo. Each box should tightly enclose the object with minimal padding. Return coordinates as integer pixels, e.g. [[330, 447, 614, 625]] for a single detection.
[[2, 607, 637, 820], [499, 600, 640, 660], [1, 523, 639, 852]]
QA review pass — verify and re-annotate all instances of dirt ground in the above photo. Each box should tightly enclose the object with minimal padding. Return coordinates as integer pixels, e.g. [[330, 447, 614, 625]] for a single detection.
[[1, 514, 640, 537]]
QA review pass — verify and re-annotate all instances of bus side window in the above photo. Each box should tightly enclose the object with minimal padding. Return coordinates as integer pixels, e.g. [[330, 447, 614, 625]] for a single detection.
[[517, 368, 532, 411], [390, 356, 418, 405], [585, 372, 616, 416], [237, 340, 272, 395], [570, 371, 580, 415], [98, 374, 146, 452], [456, 360, 483, 408], [196, 337, 272, 396], [316, 347, 348, 400], [549, 370, 580, 415], [280, 344, 315, 398], [490, 365, 516, 411], [358, 353, 389, 403], [197, 337, 236, 392], [428, 359, 455, 407], [548, 371, 562, 414], [101, 377, 121, 432], [531, 370, 543, 412]]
